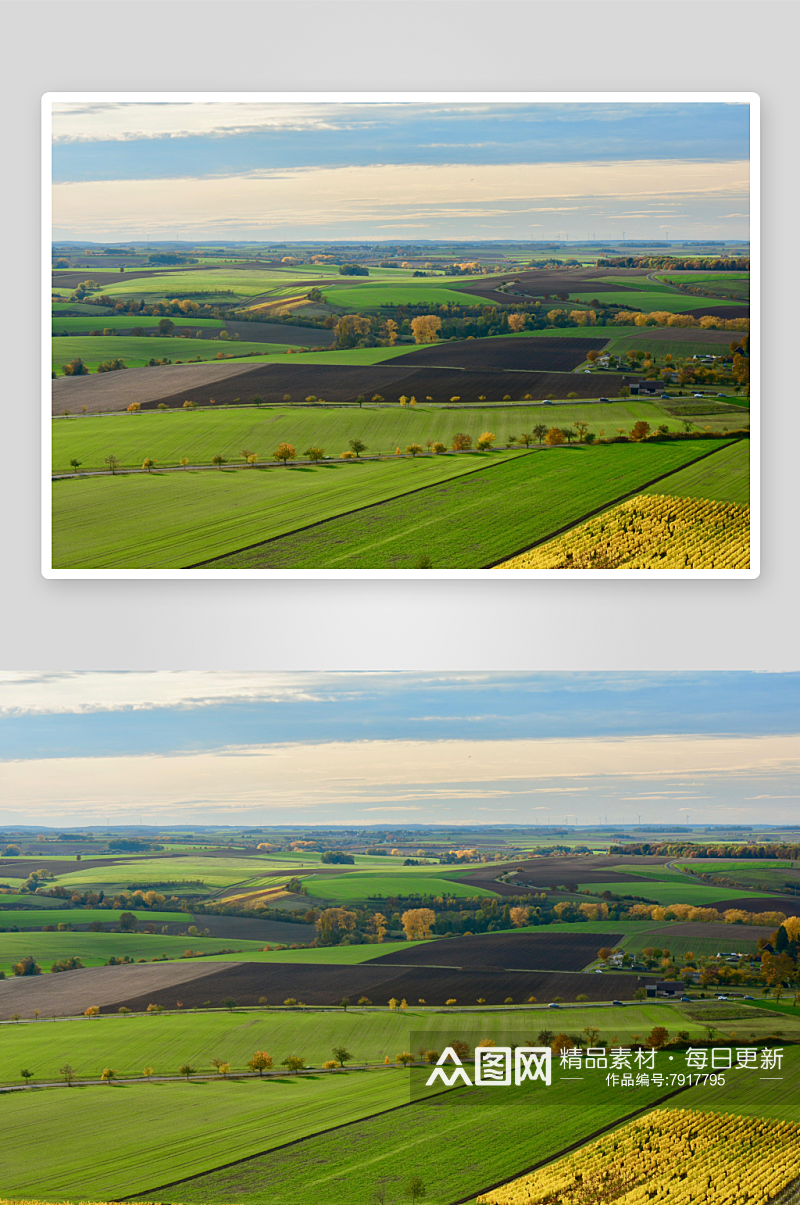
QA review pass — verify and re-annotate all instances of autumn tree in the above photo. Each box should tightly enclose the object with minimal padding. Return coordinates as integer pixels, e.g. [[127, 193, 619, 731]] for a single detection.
[[647, 1026, 670, 1049], [410, 315, 442, 344], [476, 431, 495, 450], [315, 907, 358, 946], [509, 906, 530, 927], [629, 421, 651, 442], [545, 427, 565, 446], [517, 432, 533, 447], [574, 421, 590, 442], [383, 319, 399, 345], [273, 443, 296, 466], [127, 402, 141, 413], [211, 454, 227, 469], [334, 313, 371, 349], [105, 455, 120, 474], [451, 432, 472, 451], [304, 446, 325, 461], [332, 1046, 353, 1068], [369, 913, 388, 942], [60, 1063, 76, 1086], [432, 441, 447, 455], [281, 1056, 306, 1074], [507, 313, 526, 332], [406, 443, 423, 457], [142, 458, 156, 472], [349, 438, 367, 457], [402, 908, 436, 940]]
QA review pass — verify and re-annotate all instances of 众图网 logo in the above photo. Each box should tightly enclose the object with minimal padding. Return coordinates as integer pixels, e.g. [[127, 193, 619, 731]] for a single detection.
[[425, 1046, 552, 1087]]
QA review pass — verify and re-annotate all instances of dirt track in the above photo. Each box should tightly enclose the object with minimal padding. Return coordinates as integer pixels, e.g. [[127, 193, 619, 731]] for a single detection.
[[51, 362, 259, 415], [0, 960, 234, 1020]]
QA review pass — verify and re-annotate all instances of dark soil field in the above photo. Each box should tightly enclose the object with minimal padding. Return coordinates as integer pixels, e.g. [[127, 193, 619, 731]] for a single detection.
[[452, 855, 674, 895], [190, 914, 313, 944], [394, 336, 607, 371], [108, 962, 652, 1010], [139, 363, 636, 410], [222, 321, 335, 346], [52, 270, 175, 287], [365, 931, 622, 972], [705, 895, 800, 917], [675, 305, 750, 319], [458, 268, 653, 306], [51, 361, 260, 416], [0, 856, 131, 876]]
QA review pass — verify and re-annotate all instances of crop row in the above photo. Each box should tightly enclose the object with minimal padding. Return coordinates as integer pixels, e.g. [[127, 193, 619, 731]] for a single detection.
[[479, 1108, 800, 1205], [497, 494, 750, 570]]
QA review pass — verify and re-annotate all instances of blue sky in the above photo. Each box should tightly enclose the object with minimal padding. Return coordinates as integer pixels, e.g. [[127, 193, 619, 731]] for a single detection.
[[0, 673, 795, 827], [51, 100, 751, 242]]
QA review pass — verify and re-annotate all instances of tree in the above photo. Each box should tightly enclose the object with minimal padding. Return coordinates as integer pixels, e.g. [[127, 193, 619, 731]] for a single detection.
[[597, 948, 612, 962], [127, 402, 141, 413], [104, 455, 120, 475], [510, 906, 530, 927], [432, 442, 447, 455], [629, 421, 651, 441], [179, 457, 189, 469], [12, 956, 41, 976], [69, 459, 82, 472], [414, 555, 433, 568], [62, 358, 89, 376], [182, 399, 196, 410], [281, 1056, 306, 1074], [406, 443, 423, 457], [118, 911, 137, 931], [84, 1005, 100, 1017], [507, 314, 526, 332], [545, 427, 565, 446], [333, 1046, 353, 1068], [179, 1064, 195, 1080], [304, 446, 325, 461], [60, 1063, 76, 1087], [101, 1067, 117, 1084], [634, 987, 647, 1001], [273, 443, 296, 466], [533, 424, 548, 443], [334, 314, 371, 349], [349, 439, 367, 457], [158, 318, 175, 335], [315, 907, 358, 946], [222, 997, 237, 1012], [146, 1003, 162, 1014], [517, 432, 534, 447], [248, 1051, 273, 1076], [396, 1051, 414, 1065], [211, 454, 227, 469], [451, 432, 472, 451], [574, 421, 590, 443], [648, 1026, 669, 1048], [142, 458, 156, 472], [143, 1065, 153, 1079], [402, 908, 436, 940], [20, 1069, 34, 1086], [406, 1176, 427, 1203], [562, 428, 577, 444], [476, 431, 495, 450], [410, 315, 442, 344]]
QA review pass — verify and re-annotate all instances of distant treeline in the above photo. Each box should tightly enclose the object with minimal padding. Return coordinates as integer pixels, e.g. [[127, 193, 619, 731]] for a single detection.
[[596, 256, 750, 271], [609, 841, 800, 859]]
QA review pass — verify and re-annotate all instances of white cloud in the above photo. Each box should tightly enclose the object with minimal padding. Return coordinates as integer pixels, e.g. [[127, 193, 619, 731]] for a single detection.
[[52, 102, 371, 143]]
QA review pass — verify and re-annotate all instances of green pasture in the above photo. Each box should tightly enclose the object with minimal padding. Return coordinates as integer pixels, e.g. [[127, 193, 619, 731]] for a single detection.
[[673, 862, 799, 889], [0, 1072, 416, 1202], [642, 440, 750, 505], [578, 879, 771, 907], [0, 893, 71, 908], [0, 930, 264, 976], [740, 1001, 800, 1020], [201, 941, 418, 967], [212, 440, 735, 570], [51, 402, 682, 474], [303, 870, 496, 902], [92, 268, 315, 299], [52, 336, 291, 374], [52, 452, 525, 570], [661, 1046, 800, 1123], [620, 927, 762, 960], [0, 909, 190, 929], [51, 301, 116, 315], [52, 315, 225, 335], [53, 855, 301, 889], [603, 333, 747, 359], [320, 282, 487, 308], [0, 1001, 709, 1085], [146, 1063, 697, 1205]]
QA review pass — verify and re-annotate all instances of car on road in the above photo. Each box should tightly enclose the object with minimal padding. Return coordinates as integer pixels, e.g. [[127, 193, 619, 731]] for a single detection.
[[660, 393, 671, 399], [542, 399, 553, 405], [743, 995, 755, 1000], [547, 1002, 561, 1009], [611, 1000, 625, 1006], [680, 996, 693, 1001], [717, 995, 729, 1000], [693, 393, 704, 397], [599, 397, 610, 403]]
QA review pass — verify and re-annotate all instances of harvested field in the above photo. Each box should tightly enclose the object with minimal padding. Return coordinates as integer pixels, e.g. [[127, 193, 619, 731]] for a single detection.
[[0, 856, 131, 875], [138, 363, 637, 410], [190, 914, 314, 944], [108, 961, 651, 1010], [703, 895, 800, 916], [51, 362, 259, 416], [396, 336, 607, 371], [52, 269, 176, 287], [458, 267, 653, 306], [609, 326, 737, 346], [650, 921, 771, 943], [0, 960, 233, 1020], [365, 931, 623, 972], [451, 855, 674, 894], [222, 320, 335, 346]]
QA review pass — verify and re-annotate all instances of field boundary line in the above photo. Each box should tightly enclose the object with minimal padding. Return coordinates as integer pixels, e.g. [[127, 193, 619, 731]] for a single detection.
[[446, 1082, 693, 1205], [484, 439, 741, 568], [184, 450, 536, 568], [114, 1073, 458, 1202]]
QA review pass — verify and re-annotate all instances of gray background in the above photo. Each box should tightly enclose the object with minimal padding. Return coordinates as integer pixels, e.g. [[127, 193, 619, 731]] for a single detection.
[[3, 0, 793, 669]]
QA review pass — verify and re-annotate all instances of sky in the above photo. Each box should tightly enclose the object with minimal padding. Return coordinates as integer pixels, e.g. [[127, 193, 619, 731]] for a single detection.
[[0, 672, 795, 828], [50, 100, 751, 243]]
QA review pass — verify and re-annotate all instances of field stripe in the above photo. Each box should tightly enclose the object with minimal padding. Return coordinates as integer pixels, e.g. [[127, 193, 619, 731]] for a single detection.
[[185, 450, 535, 568], [487, 439, 742, 567]]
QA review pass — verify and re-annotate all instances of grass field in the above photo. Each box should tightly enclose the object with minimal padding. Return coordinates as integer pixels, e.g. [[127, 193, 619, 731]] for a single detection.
[[641, 442, 750, 505], [319, 282, 487, 308], [303, 871, 497, 901], [0, 930, 265, 976], [52, 451, 526, 570], [661, 1046, 800, 1122], [208, 441, 735, 570], [0, 909, 191, 929], [51, 402, 684, 474], [146, 1064, 698, 1205], [570, 291, 745, 313], [52, 855, 309, 888], [577, 879, 771, 906], [52, 336, 293, 374], [52, 316, 225, 335], [0, 1072, 417, 1201], [673, 862, 800, 889], [619, 928, 762, 960]]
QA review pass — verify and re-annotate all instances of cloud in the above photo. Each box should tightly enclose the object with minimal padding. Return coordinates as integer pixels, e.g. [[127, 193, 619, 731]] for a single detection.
[[52, 102, 372, 143]]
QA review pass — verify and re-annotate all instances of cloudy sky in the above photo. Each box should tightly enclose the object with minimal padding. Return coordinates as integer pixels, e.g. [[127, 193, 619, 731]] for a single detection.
[[50, 99, 751, 242], [0, 672, 794, 827]]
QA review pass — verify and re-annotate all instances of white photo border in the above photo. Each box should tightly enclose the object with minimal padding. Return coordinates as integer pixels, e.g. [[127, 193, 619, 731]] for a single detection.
[[42, 91, 759, 580]]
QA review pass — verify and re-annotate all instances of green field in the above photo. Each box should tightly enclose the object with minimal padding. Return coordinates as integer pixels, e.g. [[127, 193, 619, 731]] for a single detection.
[[52, 315, 226, 335], [319, 281, 486, 308], [661, 1046, 800, 1122], [578, 878, 772, 907], [0, 908, 190, 929], [0, 1072, 417, 1202], [52, 336, 293, 374], [52, 452, 526, 570], [619, 926, 763, 960], [642, 441, 750, 504], [570, 291, 745, 313], [302, 870, 496, 902], [140, 1064, 699, 1205], [209, 440, 735, 569], [51, 402, 685, 474], [0, 930, 265, 976], [52, 854, 306, 888], [673, 862, 800, 890]]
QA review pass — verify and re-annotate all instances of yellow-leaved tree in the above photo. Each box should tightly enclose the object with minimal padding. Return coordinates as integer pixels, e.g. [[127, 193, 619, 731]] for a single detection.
[[410, 315, 442, 344], [402, 908, 436, 941]]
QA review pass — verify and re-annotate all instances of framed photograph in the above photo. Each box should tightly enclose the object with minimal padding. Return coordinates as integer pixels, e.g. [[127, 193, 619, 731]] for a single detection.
[[43, 93, 757, 577]]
